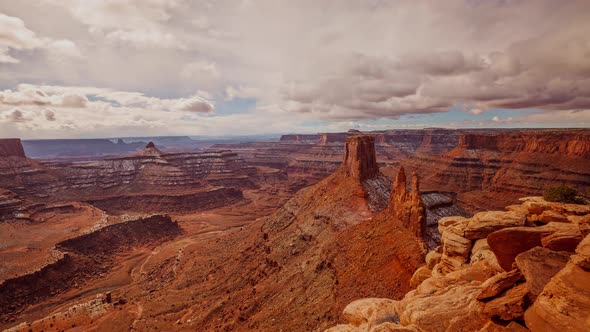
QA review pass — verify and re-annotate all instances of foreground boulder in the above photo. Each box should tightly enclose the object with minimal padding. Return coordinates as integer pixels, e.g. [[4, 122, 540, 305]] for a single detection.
[[328, 197, 590, 332], [488, 222, 584, 271], [524, 235, 590, 331]]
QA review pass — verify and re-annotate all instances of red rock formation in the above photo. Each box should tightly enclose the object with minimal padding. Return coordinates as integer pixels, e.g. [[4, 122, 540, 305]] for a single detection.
[[384, 167, 426, 238], [0, 215, 182, 322], [330, 197, 590, 332], [403, 129, 590, 212], [0, 139, 26, 158], [341, 135, 379, 180]]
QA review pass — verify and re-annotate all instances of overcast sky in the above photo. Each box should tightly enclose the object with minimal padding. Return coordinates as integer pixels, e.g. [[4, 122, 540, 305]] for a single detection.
[[1, 0, 589, 139]]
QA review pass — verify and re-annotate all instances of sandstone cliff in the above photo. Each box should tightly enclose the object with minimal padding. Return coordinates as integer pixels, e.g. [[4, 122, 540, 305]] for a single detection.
[[329, 197, 590, 332], [0, 139, 25, 158], [0, 141, 255, 214], [403, 129, 590, 211]]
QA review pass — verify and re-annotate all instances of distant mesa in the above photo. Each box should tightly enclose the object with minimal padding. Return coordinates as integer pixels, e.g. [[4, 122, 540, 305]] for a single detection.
[[0, 138, 26, 158], [145, 141, 156, 149]]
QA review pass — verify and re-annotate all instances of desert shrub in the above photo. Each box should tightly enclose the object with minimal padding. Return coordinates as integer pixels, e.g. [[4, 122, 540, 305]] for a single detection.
[[543, 185, 584, 204]]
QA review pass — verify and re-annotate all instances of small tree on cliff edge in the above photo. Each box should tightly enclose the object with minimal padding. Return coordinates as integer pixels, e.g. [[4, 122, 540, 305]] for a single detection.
[[544, 185, 585, 204]]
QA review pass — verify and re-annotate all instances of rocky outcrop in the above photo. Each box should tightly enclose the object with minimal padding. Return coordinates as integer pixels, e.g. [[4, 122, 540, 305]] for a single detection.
[[0, 139, 25, 158], [329, 197, 590, 332], [385, 167, 425, 239], [341, 136, 380, 180], [524, 234, 590, 331]]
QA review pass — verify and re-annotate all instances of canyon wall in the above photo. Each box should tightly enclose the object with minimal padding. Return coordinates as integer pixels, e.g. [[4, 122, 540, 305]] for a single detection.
[[0, 139, 26, 158], [406, 129, 590, 202], [0, 141, 257, 216], [0, 215, 182, 323]]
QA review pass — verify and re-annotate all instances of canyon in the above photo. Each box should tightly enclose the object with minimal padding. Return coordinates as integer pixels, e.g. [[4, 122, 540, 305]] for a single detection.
[[0, 128, 588, 331]]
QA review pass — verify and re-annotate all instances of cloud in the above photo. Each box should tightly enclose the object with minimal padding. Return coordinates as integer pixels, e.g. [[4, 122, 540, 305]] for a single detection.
[[224, 85, 261, 101], [7, 109, 27, 122], [0, 13, 42, 63], [173, 96, 215, 113], [181, 61, 220, 79], [45, 0, 183, 48], [2, 1, 590, 137], [0, 12, 81, 63], [44, 109, 56, 121], [467, 109, 484, 115]]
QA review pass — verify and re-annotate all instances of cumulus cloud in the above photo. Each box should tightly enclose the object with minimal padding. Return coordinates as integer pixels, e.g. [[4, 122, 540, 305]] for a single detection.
[[0, 83, 217, 138], [2, 0, 590, 137], [44, 109, 56, 121], [0, 12, 82, 63], [6, 109, 28, 122], [173, 96, 215, 113], [0, 13, 41, 63], [45, 0, 183, 48], [0, 84, 215, 114]]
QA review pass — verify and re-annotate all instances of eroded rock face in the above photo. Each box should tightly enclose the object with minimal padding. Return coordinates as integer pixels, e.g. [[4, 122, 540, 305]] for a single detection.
[[402, 130, 590, 209], [463, 210, 526, 240], [385, 167, 425, 239], [524, 235, 590, 331], [0, 139, 26, 158], [488, 222, 583, 271], [0, 141, 256, 213], [342, 136, 380, 180], [329, 198, 590, 332], [515, 247, 570, 300]]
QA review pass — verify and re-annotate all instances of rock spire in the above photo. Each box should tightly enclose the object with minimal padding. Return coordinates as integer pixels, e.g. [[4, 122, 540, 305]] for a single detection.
[[341, 135, 379, 180], [388, 166, 425, 238]]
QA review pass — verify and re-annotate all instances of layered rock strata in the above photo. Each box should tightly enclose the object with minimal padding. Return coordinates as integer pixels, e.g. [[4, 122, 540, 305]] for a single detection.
[[0, 142, 255, 213], [0, 215, 182, 323], [329, 196, 590, 331]]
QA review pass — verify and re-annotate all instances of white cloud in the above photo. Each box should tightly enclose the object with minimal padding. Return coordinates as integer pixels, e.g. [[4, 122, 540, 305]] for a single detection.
[[0, 12, 81, 63], [181, 61, 219, 79], [2, 1, 590, 137], [172, 96, 214, 113], [46, 0, 184, 48], [467, 109, 484, 115], [225, 85, 260, 101]]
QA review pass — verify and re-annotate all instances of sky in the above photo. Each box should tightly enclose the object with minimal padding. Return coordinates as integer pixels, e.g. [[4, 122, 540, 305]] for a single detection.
[[0, 0, 589, 139]]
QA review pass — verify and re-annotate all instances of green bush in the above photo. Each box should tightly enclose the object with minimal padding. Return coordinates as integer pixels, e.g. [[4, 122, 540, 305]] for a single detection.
[[543, 185, 584, 204]]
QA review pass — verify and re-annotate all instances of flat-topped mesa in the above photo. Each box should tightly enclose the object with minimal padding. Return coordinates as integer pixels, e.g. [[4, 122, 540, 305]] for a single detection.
[[341, 135, 379, 180], [319, 132, 349, 145], [387, 167, 425, 238], [0, 138, 26, 158]]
